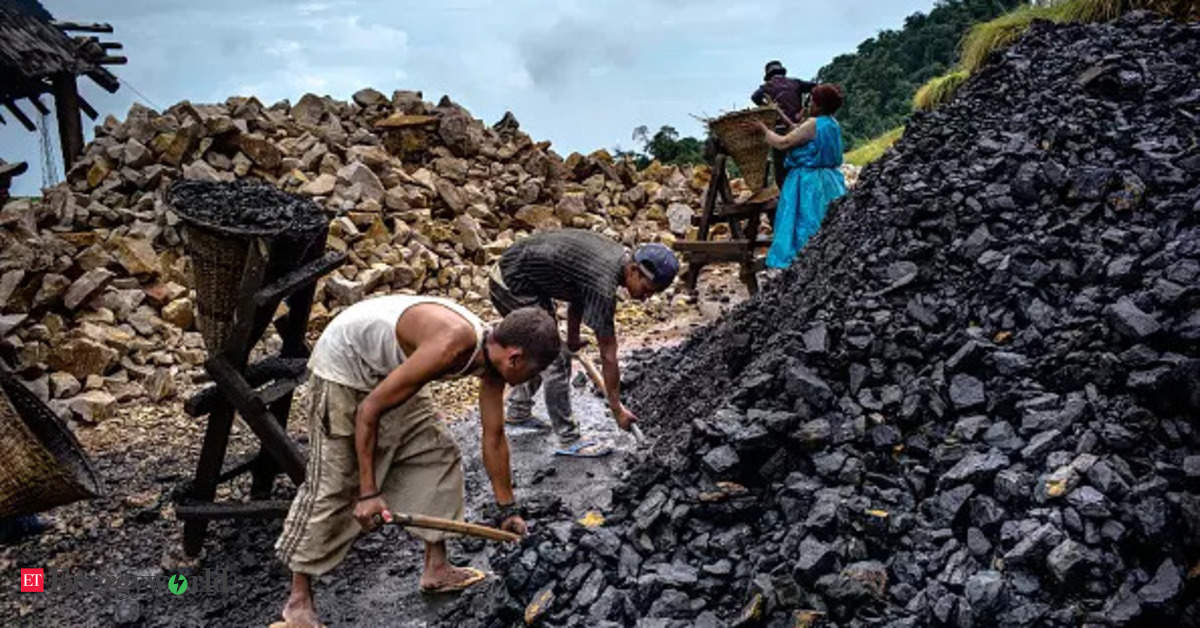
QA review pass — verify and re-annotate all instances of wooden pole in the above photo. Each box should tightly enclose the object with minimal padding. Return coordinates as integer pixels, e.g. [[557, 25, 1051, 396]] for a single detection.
[[51, 73, 84, 169], [376, 511, 521, 543], [2, 101, 36, 131], [51, 21, 114, 33]]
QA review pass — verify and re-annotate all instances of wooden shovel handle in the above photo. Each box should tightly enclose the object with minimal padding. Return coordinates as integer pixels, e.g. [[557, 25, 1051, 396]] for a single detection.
[[371, 511, 520, 543]]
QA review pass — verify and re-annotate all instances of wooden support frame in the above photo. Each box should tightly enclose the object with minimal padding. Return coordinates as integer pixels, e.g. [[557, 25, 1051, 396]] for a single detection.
[[51, 73, 84, 168], [673, 150, 777, 296], [179, 234, 344, 556]]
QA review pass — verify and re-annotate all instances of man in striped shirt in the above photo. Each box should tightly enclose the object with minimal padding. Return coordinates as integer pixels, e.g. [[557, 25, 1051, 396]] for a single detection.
[[489, 229, 679, 442]]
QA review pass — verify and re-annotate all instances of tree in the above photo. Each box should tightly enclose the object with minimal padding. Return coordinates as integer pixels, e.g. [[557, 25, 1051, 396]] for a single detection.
[[816, 0, 1022, 148], [627, 125, 706, 168]]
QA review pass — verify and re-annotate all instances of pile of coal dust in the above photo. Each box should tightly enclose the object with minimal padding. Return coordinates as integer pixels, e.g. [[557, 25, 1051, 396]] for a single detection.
[[168, 179, 328, 234], [438, 12, 1200, 628]]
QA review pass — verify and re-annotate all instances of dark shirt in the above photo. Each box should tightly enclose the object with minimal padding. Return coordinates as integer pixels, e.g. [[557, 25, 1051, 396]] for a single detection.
[[751, 76, 817, 122], [499, 230, 627, 337]]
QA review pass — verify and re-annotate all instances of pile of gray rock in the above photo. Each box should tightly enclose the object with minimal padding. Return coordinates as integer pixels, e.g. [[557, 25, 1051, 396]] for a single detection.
[[0, 88, 711, 421], [440, 12, 1200, 627]]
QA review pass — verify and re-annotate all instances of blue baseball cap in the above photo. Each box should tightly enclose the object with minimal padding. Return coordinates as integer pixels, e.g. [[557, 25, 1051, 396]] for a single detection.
[[634, 243, 679, 289]]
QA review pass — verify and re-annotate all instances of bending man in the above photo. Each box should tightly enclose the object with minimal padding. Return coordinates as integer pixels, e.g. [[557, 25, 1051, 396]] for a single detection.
[[275, 295, 560, 627], [489, 229, 679, 442]]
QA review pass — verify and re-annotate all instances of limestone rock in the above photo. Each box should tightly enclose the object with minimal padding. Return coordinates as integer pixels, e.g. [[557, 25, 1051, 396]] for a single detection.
[[514, 204, 562, 231], [49, 371, 82, 399], [161, 298, 194, 329], [49, 337, 119, 379], [114, 237, 162, 276], [33, 274, 71, 309], [66, 390, 117, 423], [64, 269, 115, 310], [300, 173, 337, 196], [235, 134, 283, 170], [666, 203, 695, 236], [337, 161, 385, 203], [456, 214, 487, 252]]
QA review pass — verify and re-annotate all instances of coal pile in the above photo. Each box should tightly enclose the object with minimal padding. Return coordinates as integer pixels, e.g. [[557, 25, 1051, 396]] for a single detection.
[[442, 12, 1200, 627], [168, 179, 328, 234]]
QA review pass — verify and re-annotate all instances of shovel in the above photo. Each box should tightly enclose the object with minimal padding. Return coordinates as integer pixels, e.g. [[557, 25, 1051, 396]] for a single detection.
[[370, 511, 520, 543], [570, 351, 646, 443]]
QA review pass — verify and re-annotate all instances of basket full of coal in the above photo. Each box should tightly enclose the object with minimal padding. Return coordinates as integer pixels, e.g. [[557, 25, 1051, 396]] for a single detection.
[[167, 179, 330, 350], [436, 12, 1200, 628]]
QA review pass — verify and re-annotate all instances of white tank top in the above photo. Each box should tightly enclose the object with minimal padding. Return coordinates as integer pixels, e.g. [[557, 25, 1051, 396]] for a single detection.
[[308, 295, 486, 392]]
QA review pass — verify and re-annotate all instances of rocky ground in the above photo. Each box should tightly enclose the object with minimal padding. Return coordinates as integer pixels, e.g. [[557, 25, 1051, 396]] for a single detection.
[[0, 260, 749, 628]]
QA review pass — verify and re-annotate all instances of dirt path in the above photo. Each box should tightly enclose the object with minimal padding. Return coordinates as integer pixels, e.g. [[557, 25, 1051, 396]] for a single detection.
[[0, 266, 748, 627]]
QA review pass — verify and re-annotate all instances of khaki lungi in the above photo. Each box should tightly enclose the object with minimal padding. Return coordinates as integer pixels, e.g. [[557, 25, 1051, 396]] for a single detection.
[[274, 375, 465, 576]]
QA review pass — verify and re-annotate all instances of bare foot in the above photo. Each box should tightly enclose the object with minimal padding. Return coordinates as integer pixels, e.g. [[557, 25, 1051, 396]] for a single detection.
[[280, 595, 324, 628], [419, 564, 486, 593]]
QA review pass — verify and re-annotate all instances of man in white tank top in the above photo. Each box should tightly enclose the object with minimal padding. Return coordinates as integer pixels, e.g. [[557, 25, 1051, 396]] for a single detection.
[[274, 296, 560, 627]]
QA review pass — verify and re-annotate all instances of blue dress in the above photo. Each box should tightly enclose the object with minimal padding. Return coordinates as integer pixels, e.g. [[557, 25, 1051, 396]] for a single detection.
[[765, 115, 846, 269]]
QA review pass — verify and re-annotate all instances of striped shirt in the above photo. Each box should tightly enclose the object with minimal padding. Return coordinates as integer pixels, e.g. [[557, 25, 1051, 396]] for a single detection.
[[499, 229, 627, 337]]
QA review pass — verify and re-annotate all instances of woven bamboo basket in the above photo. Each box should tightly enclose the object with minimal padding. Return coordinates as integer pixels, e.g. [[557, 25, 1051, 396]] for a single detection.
[[0, 369, 102, 518], [169, 184, 328, 352], [708, 107, 781, 192]]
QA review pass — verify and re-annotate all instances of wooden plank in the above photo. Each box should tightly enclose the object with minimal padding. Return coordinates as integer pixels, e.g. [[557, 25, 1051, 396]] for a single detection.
[[254, 250, 347, 307], [185, 356, 308, 416], [183, 406, 234, 555], [51, 74, 83, 167], [205, 356, 306, 484], [673, 239, 771, 253], [176, 500, 291, 521], [100, 42, 123, 50], [97, 55, 127, 65], [27, 95, 50, 116], [216, 454, 262, 484], [3, 101, 36, 131], [84, 69, 120, 94], [76, 93, 97, 120], [51, 21, 114, 33]]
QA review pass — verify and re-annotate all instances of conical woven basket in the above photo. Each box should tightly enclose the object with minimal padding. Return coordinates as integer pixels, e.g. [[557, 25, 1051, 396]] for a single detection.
[[169, 182, 328, 352], [709, 107, 780, 192], [0, 369, 102, 518]]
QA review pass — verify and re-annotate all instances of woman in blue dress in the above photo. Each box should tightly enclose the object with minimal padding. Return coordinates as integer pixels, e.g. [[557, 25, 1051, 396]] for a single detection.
[[754, 84, 847, 269]]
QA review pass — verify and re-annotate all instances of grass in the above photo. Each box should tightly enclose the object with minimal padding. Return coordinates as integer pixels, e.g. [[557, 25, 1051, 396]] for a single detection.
[[918, 0, 1200, 111], [844, 126, 905, 167], [961, 0, 1200, 73], [912, 70, 970, 111], [852, 1, 1200, 168]]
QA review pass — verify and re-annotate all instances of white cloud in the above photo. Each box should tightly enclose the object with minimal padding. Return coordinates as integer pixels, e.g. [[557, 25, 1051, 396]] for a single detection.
[[3, 0, 938, 195]]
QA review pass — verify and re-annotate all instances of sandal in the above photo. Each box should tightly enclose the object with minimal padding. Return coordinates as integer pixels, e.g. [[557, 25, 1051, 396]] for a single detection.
[[553, 441, 613, 458], [419, 567, 488, 594], [504, 415, 550, 430]]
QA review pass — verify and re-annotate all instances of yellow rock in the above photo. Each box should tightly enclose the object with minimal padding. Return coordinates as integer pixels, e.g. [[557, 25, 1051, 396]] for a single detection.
[[1045, 478, 1067, 498], [866, 509, 889, 518], [577, 511, 605, 528], [523, 587, 554, 625], [86, 158, 111, 188]]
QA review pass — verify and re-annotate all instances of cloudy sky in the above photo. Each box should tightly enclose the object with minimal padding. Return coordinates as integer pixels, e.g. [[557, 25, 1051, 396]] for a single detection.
[[4, 0, 936, 196]]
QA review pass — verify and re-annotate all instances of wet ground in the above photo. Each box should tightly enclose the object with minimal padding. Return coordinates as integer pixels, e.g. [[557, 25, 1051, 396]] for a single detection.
[[0, 266, 747, 627], [0, 358, 645, 628]]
